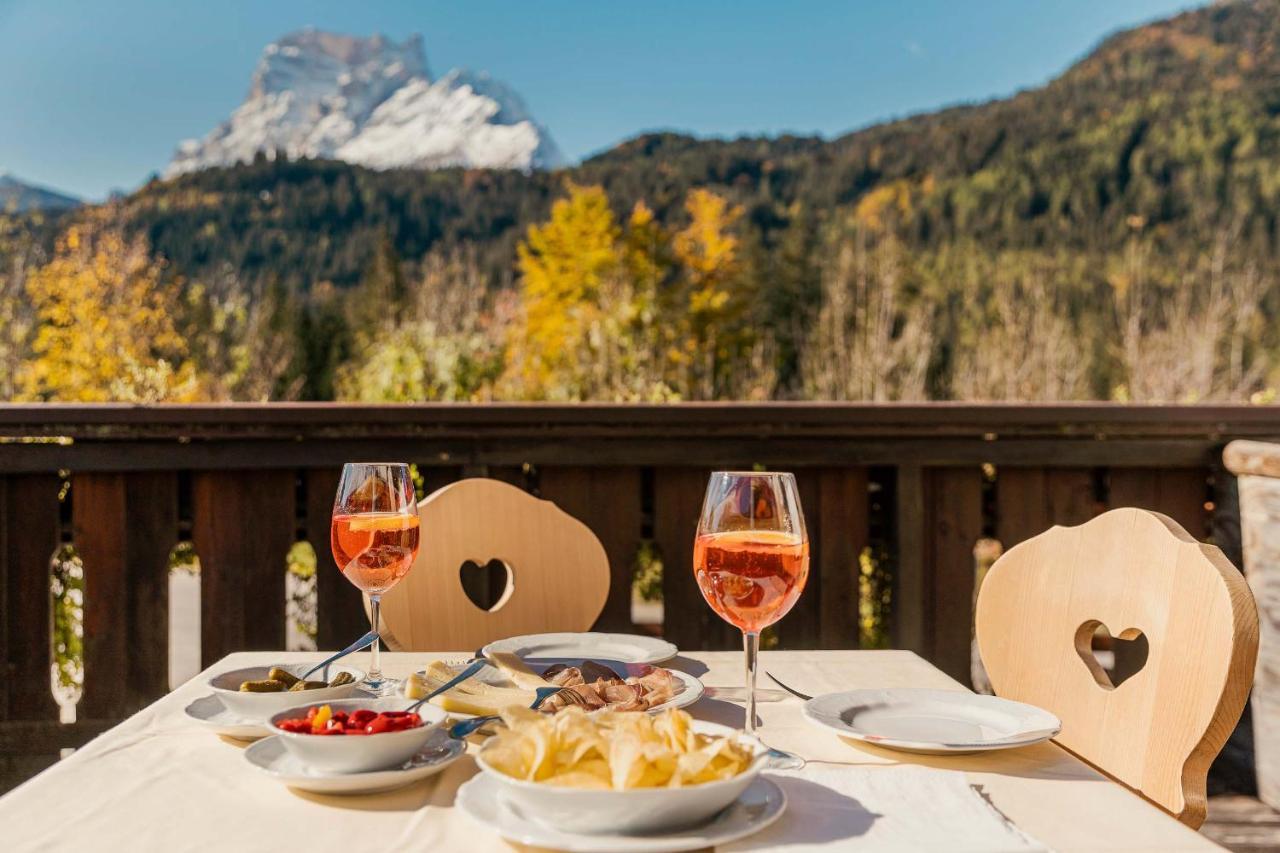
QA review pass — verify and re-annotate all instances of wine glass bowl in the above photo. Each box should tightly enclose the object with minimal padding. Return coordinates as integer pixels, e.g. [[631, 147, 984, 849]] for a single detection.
[[332, 463, 419, 695], [694, 472, 809, 737]]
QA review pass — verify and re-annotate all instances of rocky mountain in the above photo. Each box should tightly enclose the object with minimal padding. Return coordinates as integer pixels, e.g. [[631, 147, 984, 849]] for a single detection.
[[123, 0, 1280, 297], [166, 29, 563, 176], [0, 174, 80, 214]]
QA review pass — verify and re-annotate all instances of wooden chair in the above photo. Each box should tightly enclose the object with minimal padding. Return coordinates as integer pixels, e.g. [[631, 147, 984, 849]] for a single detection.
[[975, 507, 1258, 828], [374, 478, 610, 651]]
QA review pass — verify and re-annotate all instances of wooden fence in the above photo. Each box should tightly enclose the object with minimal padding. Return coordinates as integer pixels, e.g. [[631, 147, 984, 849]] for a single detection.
[[1, 402, 1277, 789]]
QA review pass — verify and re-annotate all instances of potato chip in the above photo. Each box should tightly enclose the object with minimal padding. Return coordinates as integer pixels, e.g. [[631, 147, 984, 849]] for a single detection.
[[482, 706, 754, 790]]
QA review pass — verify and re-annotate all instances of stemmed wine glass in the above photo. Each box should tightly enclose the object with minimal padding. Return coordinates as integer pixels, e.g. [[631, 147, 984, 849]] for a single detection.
[[694, 471, 809, 739], [331, 463, 420, 696]]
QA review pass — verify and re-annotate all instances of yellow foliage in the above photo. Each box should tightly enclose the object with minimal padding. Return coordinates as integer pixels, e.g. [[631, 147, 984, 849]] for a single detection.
[[19, 219, 194, 401], [505, 184, 752, 401], [853, 178, 921, 232], [511, 182, 621, 393]]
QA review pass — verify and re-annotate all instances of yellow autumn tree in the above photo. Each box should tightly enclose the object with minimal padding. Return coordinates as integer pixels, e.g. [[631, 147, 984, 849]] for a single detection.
[[506, 183, 621, 397], [505, 184, 754, 400], [19, 218, 194, 401], [671, 188, 748, 397]]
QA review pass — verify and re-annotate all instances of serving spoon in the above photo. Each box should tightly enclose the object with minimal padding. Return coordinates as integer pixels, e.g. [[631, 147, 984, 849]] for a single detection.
[[300, 630, 380, 682], [447, 686, 563, 739]]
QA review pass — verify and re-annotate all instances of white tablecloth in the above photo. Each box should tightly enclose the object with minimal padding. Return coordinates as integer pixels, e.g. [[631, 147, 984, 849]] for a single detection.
[[0, 650, 1218, 852]]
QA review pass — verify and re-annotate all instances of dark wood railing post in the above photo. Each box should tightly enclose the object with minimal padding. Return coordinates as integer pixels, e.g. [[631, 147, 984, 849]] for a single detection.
[[307, 467, 368, 650], [192, 470, 295, 665], [923, 467, 984, 685], [0, 473, 62, 721], [538, 466, 643, 634], [75, 471, 177, 717], [892, 464, 926, 657]]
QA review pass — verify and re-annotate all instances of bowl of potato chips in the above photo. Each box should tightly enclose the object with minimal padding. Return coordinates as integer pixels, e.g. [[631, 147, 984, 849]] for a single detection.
[[476, 706, 767, 835]]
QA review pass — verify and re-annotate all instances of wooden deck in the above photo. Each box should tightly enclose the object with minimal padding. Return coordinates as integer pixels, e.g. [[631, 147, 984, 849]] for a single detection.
[[1206, 796, 1280, 852]]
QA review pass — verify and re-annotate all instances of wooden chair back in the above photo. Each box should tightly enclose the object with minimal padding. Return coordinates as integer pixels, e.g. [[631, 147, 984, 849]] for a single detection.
[[375, 478, 610, 652], [975, 507, 1257, 828]]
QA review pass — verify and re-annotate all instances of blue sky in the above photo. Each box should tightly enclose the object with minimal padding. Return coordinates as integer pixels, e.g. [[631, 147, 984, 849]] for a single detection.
[[0, 0, 1200, 200]]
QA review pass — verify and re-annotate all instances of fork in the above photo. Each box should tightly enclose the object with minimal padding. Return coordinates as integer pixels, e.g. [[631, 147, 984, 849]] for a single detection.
[[447, 686, 562, 739], [766, 671, 813, 701]]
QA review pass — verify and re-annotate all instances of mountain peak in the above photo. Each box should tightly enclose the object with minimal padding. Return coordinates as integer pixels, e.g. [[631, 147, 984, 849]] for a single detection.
[[0, 173, 80, 213], [166, 30, 561, 177]]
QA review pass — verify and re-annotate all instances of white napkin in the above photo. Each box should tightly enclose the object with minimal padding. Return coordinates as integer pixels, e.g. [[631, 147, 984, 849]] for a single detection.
[[720, 765, 1049, 852]]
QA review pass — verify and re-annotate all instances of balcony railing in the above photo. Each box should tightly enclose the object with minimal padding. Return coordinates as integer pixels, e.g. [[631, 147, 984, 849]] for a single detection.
[[1, 402, 1275, 788]]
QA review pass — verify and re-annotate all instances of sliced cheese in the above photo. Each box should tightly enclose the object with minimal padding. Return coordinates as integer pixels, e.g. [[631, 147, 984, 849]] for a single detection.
[[407, 661, 537, 716]]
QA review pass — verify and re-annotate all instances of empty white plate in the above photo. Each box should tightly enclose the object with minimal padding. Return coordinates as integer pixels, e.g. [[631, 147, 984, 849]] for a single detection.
[[804, 688, 1061, 754], [456, 773, 786, 852], [482, 632, 678, 665], [183, 694, 270, 740], [243, 732, 466, 795]]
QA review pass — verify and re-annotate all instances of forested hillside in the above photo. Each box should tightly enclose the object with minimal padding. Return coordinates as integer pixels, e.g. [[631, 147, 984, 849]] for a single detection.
[[5, 0, 1280, 402]]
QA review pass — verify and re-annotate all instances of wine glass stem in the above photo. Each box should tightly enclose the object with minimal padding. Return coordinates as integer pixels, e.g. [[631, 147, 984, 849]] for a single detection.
[[369, 594, 383, 684], [743, 630, 760, 735]]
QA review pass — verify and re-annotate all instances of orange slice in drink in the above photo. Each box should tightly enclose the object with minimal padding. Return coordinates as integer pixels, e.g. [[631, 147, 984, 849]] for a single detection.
[[347, 514, 420, 533]]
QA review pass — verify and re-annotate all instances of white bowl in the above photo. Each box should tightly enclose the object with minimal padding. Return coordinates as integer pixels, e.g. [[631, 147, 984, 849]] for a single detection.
[[208, 663, 367, 719], [268, 697, 447, 774], [476, 721, 768, 835]]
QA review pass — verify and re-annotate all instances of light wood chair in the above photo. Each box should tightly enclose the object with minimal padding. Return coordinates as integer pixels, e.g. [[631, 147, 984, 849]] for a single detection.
[[975, 507, 1258, 828], [374, 478, 611, 652]]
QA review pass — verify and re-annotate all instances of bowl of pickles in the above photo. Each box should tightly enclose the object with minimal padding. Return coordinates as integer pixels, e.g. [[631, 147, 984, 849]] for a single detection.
[[208, 663, 367, 718]]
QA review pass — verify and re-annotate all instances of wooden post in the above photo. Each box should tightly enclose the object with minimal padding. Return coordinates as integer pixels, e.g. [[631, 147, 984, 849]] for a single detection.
[[1224, 440, 1280, 809]]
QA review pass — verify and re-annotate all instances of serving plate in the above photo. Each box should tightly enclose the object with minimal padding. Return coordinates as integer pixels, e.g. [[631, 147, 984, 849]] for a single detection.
[[456, 774, 785, 852], [207, 662, 366, 718], [418, 660, 704, 716], [183, 694, 271, 740], [243, 731, 465, 795], [482, 632, 678, 665], [803, 688, 1061, 754]]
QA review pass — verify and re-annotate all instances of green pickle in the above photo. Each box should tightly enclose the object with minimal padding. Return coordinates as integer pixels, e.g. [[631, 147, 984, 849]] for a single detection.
[[267, 667, 300, 687], [239, 679, 286, 693], [289, 680, 329, 692]]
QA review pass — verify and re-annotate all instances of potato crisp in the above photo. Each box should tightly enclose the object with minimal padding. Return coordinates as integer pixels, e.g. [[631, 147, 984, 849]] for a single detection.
[[481, 706, 754, 790]]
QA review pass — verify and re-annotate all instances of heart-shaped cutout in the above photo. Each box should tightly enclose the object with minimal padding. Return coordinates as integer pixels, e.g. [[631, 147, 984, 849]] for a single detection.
[[459, 558, 514, 612], [1074, 620, 1148, 690]]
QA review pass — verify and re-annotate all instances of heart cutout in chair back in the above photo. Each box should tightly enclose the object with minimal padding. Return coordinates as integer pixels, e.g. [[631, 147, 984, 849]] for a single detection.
[[460, 558, 513, 612], [1075, 620, 1148, 690]]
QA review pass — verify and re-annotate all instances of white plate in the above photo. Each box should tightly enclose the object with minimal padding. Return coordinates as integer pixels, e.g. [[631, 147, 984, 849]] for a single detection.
[[184, 689, 376, 740], [418, 661, 704, 716], [803, 688, 1061, 754], [482, 632, 678, 665], [243, 732, 466, 795], [183, 694, 271, 740], [457, 773, 786, 852]]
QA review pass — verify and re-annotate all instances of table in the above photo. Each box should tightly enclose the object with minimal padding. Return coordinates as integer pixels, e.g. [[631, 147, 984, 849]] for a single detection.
[[0, 650, 1219, 852]]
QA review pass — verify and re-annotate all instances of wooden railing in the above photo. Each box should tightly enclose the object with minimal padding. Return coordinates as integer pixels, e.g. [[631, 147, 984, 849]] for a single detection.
[[2, 402, 1277, 789]]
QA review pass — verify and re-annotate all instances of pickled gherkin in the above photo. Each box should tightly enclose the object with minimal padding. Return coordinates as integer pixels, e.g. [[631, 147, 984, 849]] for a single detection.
[[267, 667, 301, 687], [289, 680, 329, 692], [239, 679, 287, 693]]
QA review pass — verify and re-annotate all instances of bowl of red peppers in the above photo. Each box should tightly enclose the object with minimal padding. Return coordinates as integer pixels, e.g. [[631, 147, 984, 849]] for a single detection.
[[269, 698, 447, 773]]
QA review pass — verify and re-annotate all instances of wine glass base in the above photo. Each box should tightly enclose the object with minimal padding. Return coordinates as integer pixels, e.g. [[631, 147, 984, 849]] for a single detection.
[[359, 676, 402, 697], [705, 686, 789, 703]]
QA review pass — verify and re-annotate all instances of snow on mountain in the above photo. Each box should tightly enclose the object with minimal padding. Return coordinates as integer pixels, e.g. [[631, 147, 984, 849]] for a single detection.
[[0, 173, 80, 213], [166, 29, 563, 177]]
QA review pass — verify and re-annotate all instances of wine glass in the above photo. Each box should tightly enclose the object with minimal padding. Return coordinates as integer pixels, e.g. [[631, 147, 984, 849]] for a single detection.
[[694, 471, 809, 736], [331, 462, 420, 695]]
